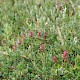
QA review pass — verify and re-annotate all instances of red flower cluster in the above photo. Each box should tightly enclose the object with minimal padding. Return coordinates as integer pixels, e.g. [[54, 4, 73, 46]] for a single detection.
[[29, 30, 47, 39], [12, 30, 47, 51], [12, 33, 26, 50]]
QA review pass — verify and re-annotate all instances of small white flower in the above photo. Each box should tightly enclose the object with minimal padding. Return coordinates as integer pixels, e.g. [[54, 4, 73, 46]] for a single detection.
[[73, 36, 78, 44]]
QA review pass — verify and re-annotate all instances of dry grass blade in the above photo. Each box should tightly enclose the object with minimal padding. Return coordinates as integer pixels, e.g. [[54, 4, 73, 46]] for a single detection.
[[57, 27, 64, 46]]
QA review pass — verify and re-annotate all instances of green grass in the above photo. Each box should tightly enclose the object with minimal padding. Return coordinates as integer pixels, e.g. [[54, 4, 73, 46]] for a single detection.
[[0, 0, 80, 80]]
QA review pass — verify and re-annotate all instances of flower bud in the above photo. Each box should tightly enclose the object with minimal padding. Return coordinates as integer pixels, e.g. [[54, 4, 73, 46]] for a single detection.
[[62, 51, 68, 62], [17, 39, 22, 45], [13, 43, 17, 50], [38, 32, 41, 37], [29, 31, 33, 37], [44, 32, 47, 39], [40, 44, 44, 51], [22, 33, 26, 39], [11, 66, 15, 69], [53, 56, 57, 63]]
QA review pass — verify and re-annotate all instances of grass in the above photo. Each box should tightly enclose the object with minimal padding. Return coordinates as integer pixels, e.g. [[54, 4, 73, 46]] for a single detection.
[[0, 0, 80, 80]]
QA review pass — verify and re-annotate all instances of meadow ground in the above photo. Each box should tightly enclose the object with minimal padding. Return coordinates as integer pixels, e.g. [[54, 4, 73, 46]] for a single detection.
[[0, 0, 80, 80]]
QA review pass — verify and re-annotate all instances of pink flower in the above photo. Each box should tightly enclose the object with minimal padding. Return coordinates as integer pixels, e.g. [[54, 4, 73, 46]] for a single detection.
[[22, 33, 26, 39], [38, 32, 41, 37], [13, 43, 17, 50], [63, 51, 68, 57], [29, 31, 33, 37], [11, 66, 15, 69], [62, 51, 68, 62], [44, 32, 47, 39], [40, 44, 44, 51], [53, 56, 57, 63]]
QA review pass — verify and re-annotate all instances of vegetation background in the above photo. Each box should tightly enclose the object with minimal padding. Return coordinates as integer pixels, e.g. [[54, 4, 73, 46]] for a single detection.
[[0, 0, 80, 80]]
